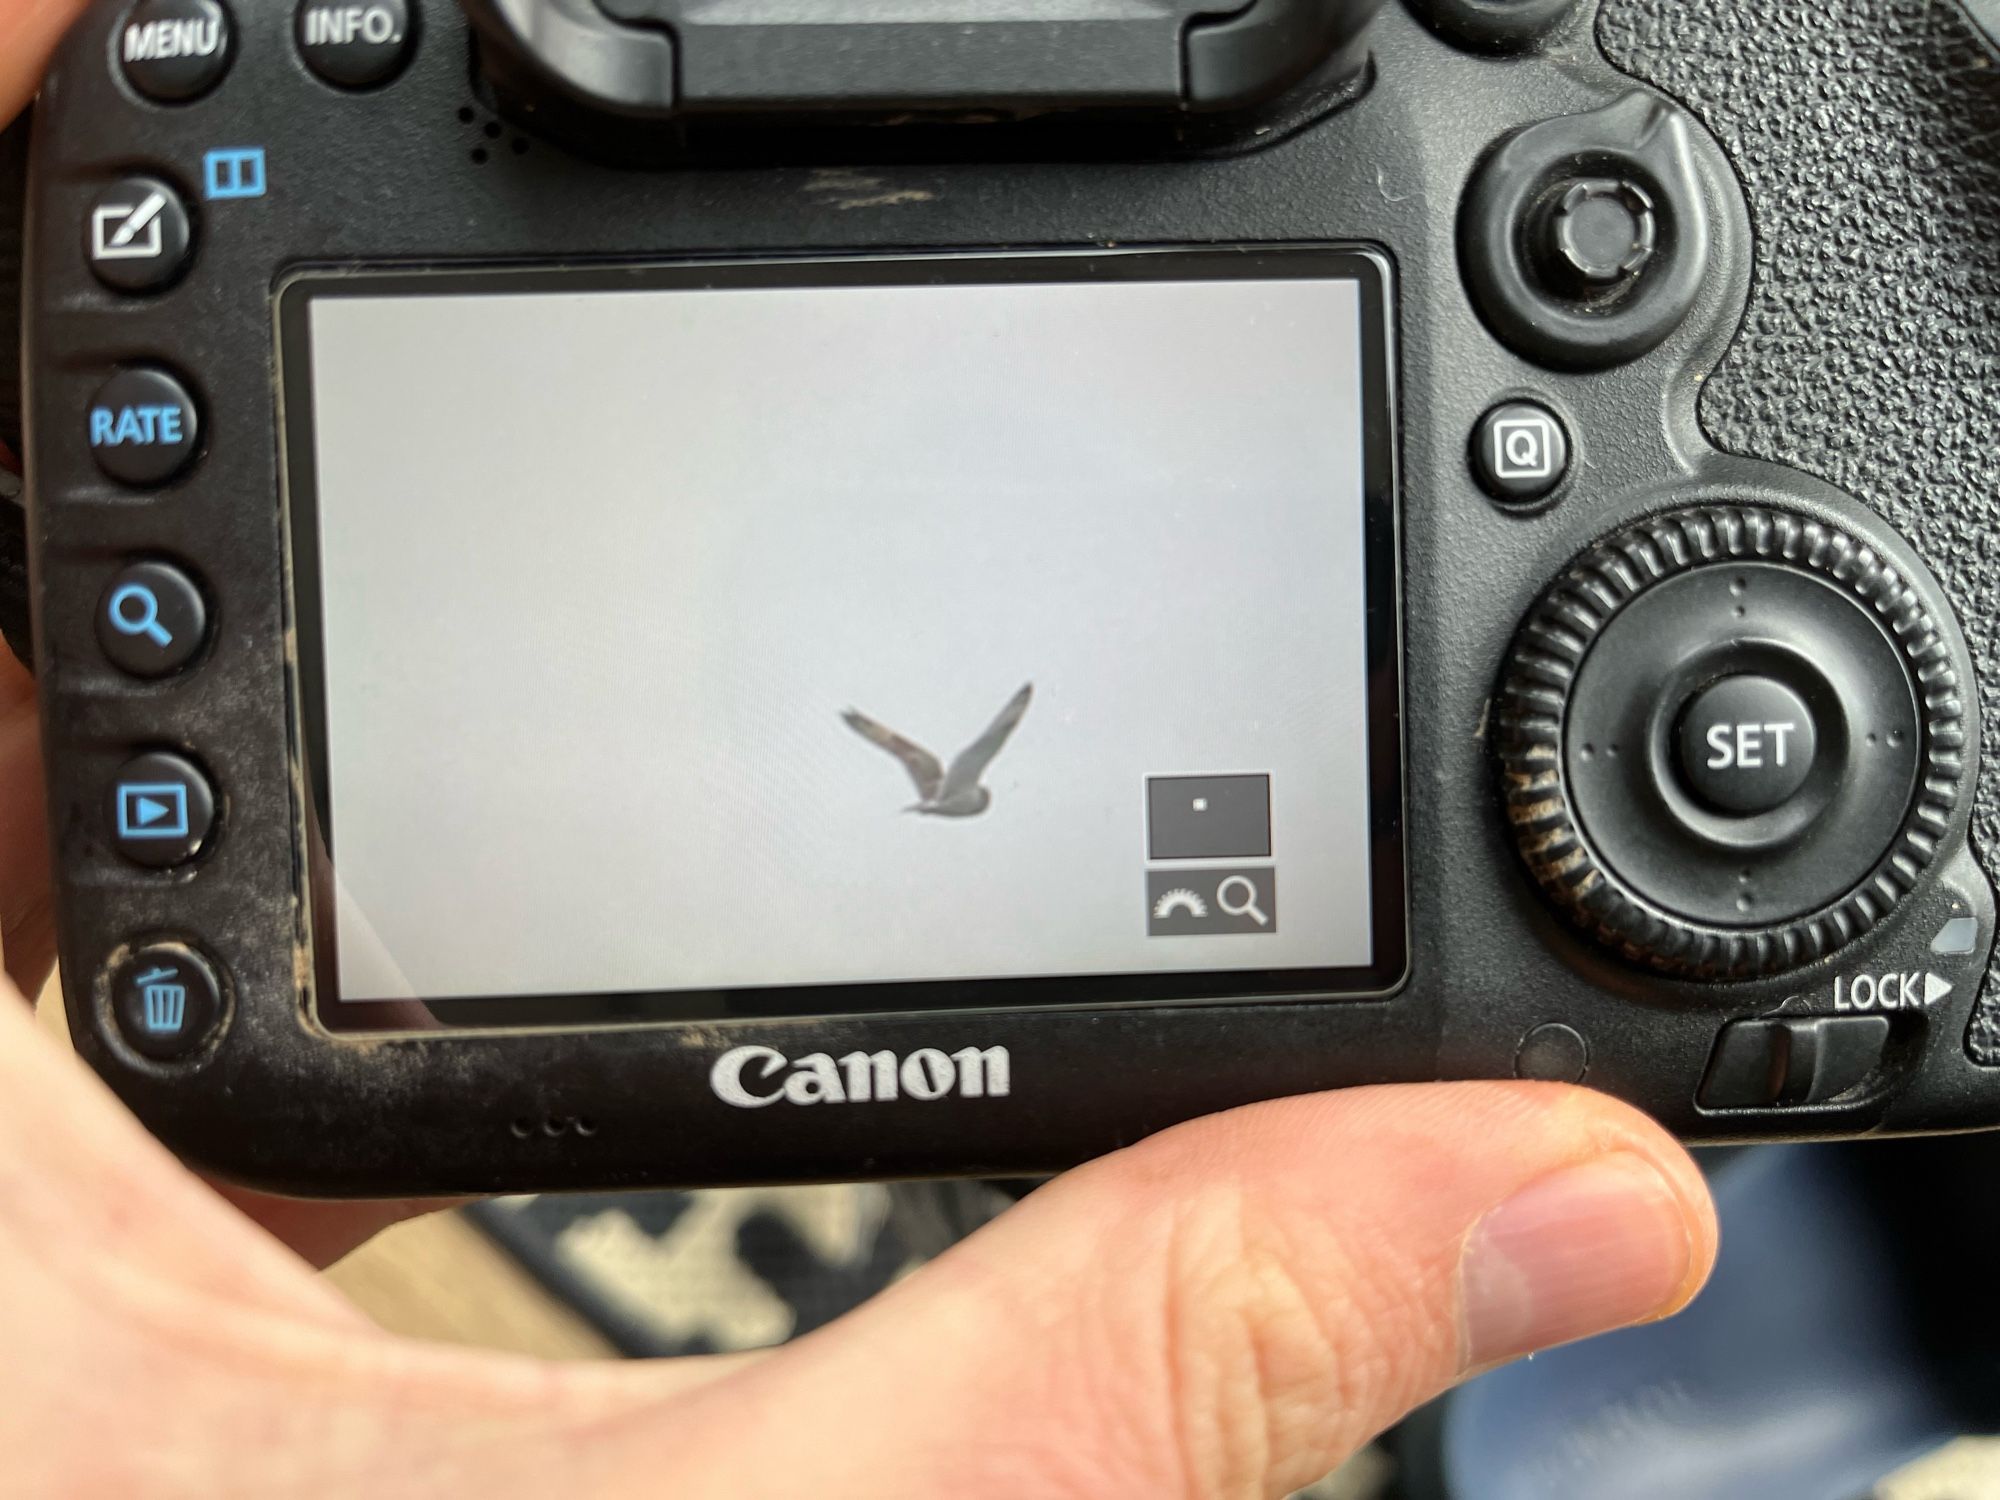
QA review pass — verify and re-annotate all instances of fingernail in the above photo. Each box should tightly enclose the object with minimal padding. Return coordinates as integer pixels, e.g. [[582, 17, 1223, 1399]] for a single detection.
[[1460, 1152, 1695, 1368]]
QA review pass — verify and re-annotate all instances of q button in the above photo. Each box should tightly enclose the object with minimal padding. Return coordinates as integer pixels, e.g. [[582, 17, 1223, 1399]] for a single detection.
[[97, 561, 208, 678], [1471, 400, 1571, 505]]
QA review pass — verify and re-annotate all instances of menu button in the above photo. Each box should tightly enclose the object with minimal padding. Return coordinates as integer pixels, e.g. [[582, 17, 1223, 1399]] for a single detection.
[[120, 0, 233, 103]]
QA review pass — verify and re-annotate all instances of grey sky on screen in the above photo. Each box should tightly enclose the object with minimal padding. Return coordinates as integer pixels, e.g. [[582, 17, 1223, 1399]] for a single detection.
[[305, 273, 1374, 1000]]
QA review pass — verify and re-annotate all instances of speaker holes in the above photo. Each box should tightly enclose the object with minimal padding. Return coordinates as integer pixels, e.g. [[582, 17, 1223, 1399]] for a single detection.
[[508, 1114, 599, 1140], [458, 103, 532, 164]]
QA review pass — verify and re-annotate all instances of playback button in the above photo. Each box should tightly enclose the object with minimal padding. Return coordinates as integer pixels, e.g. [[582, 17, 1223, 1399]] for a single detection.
[[97, 561, 207, 677], [108, 750, 216, 868]]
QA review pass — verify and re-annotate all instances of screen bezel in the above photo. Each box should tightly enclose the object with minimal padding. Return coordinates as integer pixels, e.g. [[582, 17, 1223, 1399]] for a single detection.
[[276, 245, 1406, 1032]]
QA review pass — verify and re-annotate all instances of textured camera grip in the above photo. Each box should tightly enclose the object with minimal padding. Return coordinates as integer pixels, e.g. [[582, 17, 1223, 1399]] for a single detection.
[[1599, 0, 2000, 1062]]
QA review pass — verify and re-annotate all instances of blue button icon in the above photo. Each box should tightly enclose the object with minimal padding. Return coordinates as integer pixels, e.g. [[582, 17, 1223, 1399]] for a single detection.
[[89, 404, 187, 449], [107, 583, 173, 648], [133, 967, 188, 1035], [117, 782, 191, 840], [203, 147, 266, 201]]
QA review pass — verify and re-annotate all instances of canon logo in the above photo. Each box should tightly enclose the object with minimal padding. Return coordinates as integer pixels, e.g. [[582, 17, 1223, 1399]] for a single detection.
[[710, 1044, 1011, 1108]]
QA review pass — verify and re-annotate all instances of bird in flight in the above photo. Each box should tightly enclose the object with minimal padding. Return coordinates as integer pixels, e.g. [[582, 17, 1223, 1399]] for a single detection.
[[842, 683, 1034, 818]]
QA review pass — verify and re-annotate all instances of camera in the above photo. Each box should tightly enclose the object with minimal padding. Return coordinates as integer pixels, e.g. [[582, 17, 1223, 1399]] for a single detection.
[[16, 0, 2000, 1194]]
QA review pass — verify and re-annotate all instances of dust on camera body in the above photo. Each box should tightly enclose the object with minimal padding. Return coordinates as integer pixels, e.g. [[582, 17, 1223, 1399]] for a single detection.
[[20, 0, 2000, 1194]]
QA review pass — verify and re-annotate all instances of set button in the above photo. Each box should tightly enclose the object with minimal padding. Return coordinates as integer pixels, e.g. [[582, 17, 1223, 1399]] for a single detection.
[[87, 366, 200, 486], [1675, 675, 1817, 816], [109, 941, 224, 1060], [109, 750, 216, 868], [86, 176, 193, 294], [98, 561, 208, 678], [119, 0, 233, 103]]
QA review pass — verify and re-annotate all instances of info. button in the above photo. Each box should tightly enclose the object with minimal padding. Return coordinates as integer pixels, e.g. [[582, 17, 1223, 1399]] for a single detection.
[[296, 0, 415, 89]]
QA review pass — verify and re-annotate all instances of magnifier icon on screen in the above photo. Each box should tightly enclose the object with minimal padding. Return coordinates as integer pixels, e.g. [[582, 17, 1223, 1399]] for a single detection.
[[1216, 875, 1270, 928], [108, 583, 173, 648]]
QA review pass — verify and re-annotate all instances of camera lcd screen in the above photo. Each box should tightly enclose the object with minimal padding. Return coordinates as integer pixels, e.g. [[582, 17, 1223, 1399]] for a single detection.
[[281, 249, 1404, 1023]]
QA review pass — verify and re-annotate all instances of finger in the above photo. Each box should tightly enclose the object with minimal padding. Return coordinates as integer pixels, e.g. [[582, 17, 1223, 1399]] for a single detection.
[[0, 651, 53, 995], [2, 0, 95, 996], [0, 985, 369, 1327], [1, 0, 88, 123], [0, 980, 446, 1288], [623, 1082, 1716, 1499]]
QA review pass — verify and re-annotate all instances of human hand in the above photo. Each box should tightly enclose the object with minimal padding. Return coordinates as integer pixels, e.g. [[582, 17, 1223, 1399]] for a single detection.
[[0, 7, 1716, 1492], [4, 939, 1716, 1496]]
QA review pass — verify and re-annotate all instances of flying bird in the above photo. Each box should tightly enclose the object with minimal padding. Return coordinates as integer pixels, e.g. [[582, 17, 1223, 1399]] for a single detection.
[[842, 683, 1034, 818]]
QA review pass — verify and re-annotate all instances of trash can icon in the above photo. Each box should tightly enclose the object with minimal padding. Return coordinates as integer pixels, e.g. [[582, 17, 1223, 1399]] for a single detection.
[[134, 966, 187, 1035]]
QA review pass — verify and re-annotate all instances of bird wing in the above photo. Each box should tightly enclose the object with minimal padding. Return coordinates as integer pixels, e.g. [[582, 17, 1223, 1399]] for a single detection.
[[842, 709, 945, 803], [941, 683, 1033, 797]]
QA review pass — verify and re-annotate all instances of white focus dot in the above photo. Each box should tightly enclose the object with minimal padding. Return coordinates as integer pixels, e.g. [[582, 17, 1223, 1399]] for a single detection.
[[1192, 798, 1209, 812]]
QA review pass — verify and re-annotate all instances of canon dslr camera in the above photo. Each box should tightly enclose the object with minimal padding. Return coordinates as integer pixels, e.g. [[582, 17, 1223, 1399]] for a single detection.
[[15, 0, 2000, 1193]]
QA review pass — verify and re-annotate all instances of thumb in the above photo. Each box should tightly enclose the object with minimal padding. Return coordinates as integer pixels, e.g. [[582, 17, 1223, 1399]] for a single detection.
[[621, 1082, 1716, 1499], [2, 0, 89, 123]]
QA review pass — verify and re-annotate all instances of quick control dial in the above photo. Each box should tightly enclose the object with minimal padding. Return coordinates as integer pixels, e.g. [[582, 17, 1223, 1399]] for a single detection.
[[1495, 506, 1970, 979]]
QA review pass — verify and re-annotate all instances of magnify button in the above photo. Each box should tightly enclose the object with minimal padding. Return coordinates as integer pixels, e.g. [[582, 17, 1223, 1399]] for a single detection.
[[96, 561, 206, 677], [110, 584, 172, 647], [1215, 874, 1273, 929]]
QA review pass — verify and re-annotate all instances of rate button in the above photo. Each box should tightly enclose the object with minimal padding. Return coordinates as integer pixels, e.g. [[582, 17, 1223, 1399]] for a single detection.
[[86, 366, 200, 487], [1676, 674, 1818, 816]]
